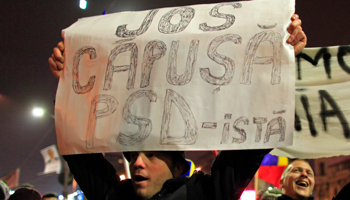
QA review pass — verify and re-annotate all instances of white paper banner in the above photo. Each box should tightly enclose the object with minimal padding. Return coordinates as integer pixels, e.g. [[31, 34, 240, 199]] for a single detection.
[[272, 45, 350, 159], [55, 0, 296, 155]]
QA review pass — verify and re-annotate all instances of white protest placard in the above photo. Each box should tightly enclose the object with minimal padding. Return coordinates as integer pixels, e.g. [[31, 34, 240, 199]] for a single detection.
[[55, 0, 296, 155], [272, 45, 350, 159]]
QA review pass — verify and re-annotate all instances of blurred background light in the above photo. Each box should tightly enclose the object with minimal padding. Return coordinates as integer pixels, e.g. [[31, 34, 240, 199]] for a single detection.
[[32, 107, 44, 117], [240, 190, 256, 200], [119, 174, 126, 181], [79, 0, 87, 9]]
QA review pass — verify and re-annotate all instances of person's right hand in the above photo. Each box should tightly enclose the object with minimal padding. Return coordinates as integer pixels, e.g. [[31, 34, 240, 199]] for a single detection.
[[48, 41, 65, 79]]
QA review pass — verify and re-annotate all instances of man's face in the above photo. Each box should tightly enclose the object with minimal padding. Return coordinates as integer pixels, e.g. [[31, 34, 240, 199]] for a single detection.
[[48, 149, 55, 159], [129, 151, 178, 200], [280, 160, 315, 200]]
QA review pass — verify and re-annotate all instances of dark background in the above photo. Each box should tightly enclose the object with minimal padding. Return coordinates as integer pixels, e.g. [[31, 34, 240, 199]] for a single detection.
[[1, 0, 349, 195]]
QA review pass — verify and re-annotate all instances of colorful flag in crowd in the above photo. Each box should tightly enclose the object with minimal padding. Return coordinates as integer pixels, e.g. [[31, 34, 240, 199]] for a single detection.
[[0, 168, 20, 189], [258, 154, 288, 188]]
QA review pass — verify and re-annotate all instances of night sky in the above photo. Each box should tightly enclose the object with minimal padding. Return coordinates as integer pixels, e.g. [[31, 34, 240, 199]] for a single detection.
[[1, 0, 349, 195]]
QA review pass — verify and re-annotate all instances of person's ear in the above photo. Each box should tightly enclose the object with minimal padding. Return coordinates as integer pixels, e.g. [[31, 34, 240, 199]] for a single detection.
[[280, 178, 284, 188], [173, 162, 185, 178]]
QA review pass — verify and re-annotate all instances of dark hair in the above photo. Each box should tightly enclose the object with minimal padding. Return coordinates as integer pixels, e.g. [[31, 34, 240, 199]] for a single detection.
[[165, 152, 185, 165], [42, 192, 58, 198], [123, 151, 190, 175], [8, 187, 41, 200], [163, 151, 190, 176]]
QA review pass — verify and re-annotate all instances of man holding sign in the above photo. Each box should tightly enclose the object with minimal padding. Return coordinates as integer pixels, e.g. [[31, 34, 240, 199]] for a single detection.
[[49, 2, 306, 200]]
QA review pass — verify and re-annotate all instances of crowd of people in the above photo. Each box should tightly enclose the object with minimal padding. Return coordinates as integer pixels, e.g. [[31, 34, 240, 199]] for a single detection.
[[2, 1, 349, 200], [48, 12, 311, 200], [47, 9, 350, 200], [0, 180, 58, 200], [2, 157, 349, 200]]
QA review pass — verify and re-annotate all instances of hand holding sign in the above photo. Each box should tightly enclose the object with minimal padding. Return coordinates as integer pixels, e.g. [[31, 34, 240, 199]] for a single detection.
[[287, 14, 306, 55], [49, 41, 65, 79], [51, 0, 300, 155]]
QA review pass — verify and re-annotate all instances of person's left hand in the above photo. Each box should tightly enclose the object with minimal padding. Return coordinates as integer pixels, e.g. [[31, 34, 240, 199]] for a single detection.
[[48, 41, 65, 79], [287, 14, 307, 55]]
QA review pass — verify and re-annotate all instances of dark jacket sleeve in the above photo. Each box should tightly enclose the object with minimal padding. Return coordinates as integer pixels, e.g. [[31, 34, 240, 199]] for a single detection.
[[333, 181, 350, 200], [210, 149, 271, 200], [63, 153, 119, 200]]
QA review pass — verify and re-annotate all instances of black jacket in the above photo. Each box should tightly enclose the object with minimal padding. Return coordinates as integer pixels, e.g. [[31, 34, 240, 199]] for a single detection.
[[64, 149, 270, 200], [277, 194, 314, 200], [333, 182, 350, 200]]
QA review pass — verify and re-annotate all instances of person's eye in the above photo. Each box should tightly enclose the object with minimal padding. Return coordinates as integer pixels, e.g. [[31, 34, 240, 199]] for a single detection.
[[147, 153, 155, 158], [130, 153, 138, 160]]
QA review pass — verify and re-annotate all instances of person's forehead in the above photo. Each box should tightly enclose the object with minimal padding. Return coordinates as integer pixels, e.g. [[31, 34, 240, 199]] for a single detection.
[[291, 161, 313, 171]]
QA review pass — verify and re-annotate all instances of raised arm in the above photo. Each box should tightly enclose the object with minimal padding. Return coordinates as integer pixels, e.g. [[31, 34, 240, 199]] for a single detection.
[[209, 149, 271, 200], [63, 153, 135, 200]]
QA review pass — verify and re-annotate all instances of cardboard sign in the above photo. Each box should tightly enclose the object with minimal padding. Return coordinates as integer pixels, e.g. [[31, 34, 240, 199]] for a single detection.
[[55, 0, 295, 155], [272, 45, 350, 159]]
